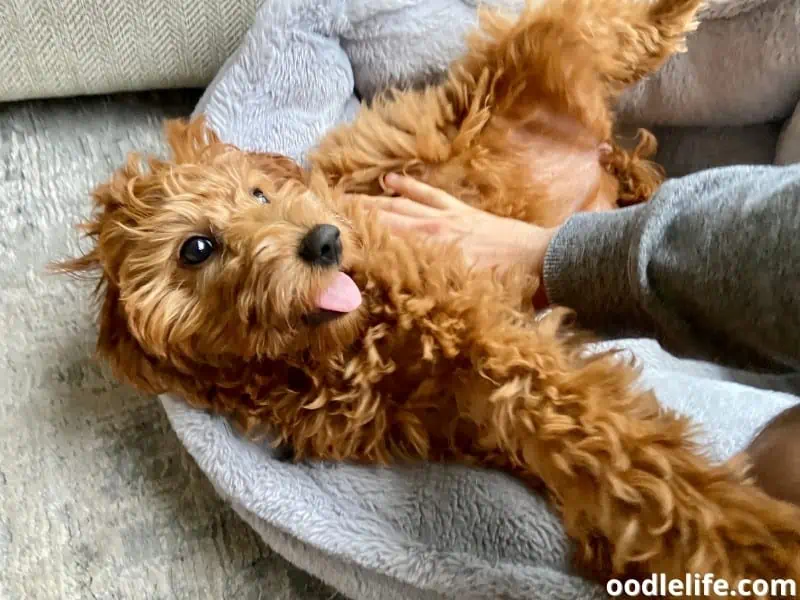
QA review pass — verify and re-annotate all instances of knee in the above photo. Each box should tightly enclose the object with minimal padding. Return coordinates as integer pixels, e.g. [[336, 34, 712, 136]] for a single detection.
[[746, 404, 800, 506]]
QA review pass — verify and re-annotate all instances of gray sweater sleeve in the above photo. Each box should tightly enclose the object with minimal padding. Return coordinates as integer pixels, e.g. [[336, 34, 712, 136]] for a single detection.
[[542, 164, 800, 373]]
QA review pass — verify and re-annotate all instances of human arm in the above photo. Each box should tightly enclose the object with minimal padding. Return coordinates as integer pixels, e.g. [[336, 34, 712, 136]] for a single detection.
[[363, 166, 800, 373], [543, 164, 800, 373], [355, 173, 557, 277]]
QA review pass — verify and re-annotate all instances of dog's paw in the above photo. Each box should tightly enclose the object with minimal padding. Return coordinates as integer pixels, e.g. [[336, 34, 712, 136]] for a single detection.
[[271, 442, 295, 462]]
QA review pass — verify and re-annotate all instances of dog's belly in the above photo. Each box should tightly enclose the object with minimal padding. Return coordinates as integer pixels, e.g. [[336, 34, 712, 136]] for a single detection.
[[513, 131, 616, 219], [316, 101, 619, 228], [488, 113, 618, 227], [419, 111, 620, 228]]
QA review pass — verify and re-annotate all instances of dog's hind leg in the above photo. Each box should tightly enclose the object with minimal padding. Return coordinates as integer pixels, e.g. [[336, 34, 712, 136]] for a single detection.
[[589, 0, 703, 92], [452, 0, 703, 134], [460, 311, 800, 591], [602, 132, 665, 207]]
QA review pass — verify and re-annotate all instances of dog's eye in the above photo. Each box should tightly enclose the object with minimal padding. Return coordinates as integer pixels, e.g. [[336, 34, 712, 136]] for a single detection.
[[252, 188, 269, 204], [180, 236, 216, 266]]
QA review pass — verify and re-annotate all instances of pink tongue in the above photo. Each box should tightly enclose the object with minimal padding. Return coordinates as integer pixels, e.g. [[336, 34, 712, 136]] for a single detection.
[[316, 272, 362, 313]]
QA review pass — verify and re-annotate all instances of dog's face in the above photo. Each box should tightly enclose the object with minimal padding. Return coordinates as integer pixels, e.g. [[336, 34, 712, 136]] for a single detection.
[[60, 118, 365, 392]]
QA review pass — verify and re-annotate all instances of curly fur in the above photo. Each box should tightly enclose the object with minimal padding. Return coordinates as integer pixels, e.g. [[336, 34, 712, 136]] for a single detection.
[[312, 0, 673, 225], [57, 0, 800, 594]]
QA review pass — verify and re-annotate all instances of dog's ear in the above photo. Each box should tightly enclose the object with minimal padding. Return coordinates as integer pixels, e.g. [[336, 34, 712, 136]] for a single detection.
[[247, 152, 306, 188], [95, 282, 175, 394], [49, 179, 120, 281], [51, 155, 149, 285], [52, 257, 169, 397], [57, 250, 202, 397], [50, 199, 155, 395], [164, 116, 221, 164], [51, 245, 102, 279], [51, 162, 174, 394]]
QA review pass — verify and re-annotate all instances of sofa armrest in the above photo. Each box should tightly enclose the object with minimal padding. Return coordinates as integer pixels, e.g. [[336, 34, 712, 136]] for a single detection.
[[0, 0, 259, 102]]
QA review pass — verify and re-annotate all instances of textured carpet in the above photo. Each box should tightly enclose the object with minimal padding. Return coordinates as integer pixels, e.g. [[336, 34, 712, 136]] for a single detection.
[[0, 92, 340, 600]]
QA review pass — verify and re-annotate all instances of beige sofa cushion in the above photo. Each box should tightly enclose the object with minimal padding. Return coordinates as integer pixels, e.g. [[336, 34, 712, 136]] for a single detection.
[[0, 0, 260, 102]]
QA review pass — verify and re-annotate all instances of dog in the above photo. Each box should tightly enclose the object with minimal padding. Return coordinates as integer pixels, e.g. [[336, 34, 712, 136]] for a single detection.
[[57, 0, 800, 593]]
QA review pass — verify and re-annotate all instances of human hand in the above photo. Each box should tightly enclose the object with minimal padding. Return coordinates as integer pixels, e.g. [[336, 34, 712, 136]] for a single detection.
[[351, 173, 557, 283]]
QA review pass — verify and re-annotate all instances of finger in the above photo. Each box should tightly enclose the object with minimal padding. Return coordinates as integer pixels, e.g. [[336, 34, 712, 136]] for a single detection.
[[344, 193, 384, 204], [375, 212, 458, 242], [383, 173, 463, 210], [375, 210, 426, 233], [346, 193, 433, 219], [360, 194, 441, 219]]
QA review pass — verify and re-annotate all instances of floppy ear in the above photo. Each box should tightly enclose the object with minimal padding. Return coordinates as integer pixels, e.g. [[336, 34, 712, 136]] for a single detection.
[[49, 175, 123, 282], [163, 115, 222, 163], [51, 150, 151, 284], [57, 245, 213, 399], [50, 176, 169, 394], [163, 116, 305, 187], [95, 282, 176, 394], [248, 151, 306, 188]]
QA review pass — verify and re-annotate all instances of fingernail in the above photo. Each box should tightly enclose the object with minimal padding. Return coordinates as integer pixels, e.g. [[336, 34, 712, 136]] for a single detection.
[[384, 173, 399, 186]]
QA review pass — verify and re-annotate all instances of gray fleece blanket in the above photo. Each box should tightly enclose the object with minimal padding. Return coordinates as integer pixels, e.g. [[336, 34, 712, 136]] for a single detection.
[[160, 1, 800, 598]]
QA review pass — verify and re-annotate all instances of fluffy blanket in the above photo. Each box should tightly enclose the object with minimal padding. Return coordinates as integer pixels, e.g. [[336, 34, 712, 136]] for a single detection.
[[160, 1, 800, 598]]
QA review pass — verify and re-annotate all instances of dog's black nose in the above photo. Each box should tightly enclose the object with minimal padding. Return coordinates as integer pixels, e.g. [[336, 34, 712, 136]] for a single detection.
[[299, 224, 342, 267]]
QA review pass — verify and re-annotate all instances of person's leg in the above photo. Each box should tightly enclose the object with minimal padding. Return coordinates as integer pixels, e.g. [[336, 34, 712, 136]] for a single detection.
[[748, 403, 800, 506]]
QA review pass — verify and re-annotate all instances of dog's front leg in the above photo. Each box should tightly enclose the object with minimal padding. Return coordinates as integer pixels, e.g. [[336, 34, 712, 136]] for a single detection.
[[458, 314, 800, 594]]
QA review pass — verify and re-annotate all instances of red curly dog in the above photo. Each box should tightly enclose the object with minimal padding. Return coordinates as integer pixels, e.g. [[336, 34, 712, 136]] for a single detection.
[[58, 0, 800, 594]]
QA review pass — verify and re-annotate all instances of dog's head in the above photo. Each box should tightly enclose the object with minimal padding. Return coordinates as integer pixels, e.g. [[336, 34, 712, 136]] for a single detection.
[[56, 117, 365, 395]]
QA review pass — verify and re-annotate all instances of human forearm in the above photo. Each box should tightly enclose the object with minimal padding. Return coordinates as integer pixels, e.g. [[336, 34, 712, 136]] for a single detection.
[[542, 165, 800, 372]]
